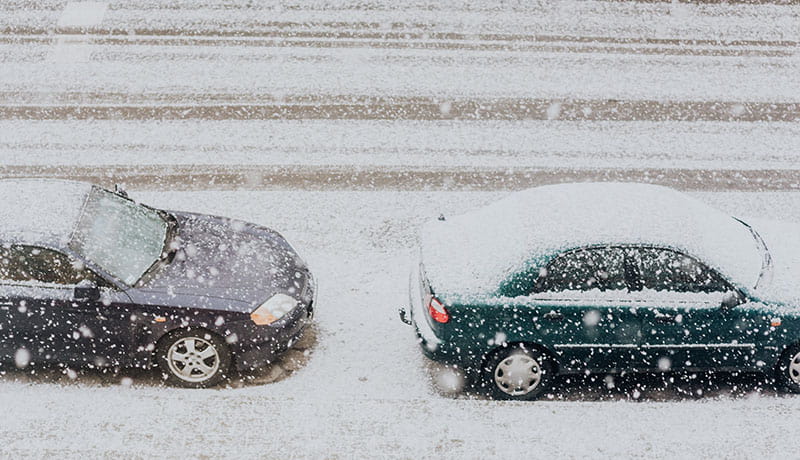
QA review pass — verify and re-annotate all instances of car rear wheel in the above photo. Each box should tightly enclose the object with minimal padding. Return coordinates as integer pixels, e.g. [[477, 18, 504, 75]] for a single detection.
[[156, 329, 231, 388], [776, 344, 800, 393], [484, 345, 552, 401]]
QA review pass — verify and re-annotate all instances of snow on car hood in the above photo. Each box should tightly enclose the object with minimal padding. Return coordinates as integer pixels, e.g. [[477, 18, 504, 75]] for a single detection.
[[421, 183, 761, 298], [134, 211, 308, 309], [748, 218, 800, 306]]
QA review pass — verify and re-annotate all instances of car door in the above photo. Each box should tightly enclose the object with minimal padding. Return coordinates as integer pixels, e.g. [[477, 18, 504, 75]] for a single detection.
[[530, 246, 643, 372], [631, 247, 762, 371], [0, 244, 75, 362], [0, 244, 133, 366]]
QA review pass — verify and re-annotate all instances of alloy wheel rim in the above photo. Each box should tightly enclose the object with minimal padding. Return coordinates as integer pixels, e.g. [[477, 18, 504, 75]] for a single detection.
[[494, 353, 542, 396], [789, 352, 800, 385], [167, 336, 220, 383]]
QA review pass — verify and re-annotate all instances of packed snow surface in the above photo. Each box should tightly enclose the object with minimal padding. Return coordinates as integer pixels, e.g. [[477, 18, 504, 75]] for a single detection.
[[1, 120, 799, 171], [0, 190, 799, 459], [0, 179, 91, 246], [422, 183, 761, 298]]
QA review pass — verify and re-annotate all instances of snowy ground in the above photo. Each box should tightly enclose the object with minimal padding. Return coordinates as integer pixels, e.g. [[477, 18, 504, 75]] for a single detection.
[[1, 0, 799, 457], [1, 190, 800, 459], [1, 120, 799, 171]]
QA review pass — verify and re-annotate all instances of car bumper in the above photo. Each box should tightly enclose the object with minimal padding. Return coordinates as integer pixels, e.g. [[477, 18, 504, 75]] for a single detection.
[[402, 264, 457, 363], [232, 299, 314, 371], [401, 265, 487, 371], [232, 274, 317, 372]]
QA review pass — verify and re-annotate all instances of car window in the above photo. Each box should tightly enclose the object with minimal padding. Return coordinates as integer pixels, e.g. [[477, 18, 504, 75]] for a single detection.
[[634, 248, 728, 293], [0, 245, 101, 286], [535, 247, 628, 293]]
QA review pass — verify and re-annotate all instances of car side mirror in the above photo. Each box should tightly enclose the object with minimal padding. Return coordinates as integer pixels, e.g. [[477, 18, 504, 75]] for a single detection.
[[74, 279, 100, 301], [721, 291, 742, 309]]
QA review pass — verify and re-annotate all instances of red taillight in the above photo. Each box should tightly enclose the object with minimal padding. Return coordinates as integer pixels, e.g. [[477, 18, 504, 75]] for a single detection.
[[428, 296, 450, 323]]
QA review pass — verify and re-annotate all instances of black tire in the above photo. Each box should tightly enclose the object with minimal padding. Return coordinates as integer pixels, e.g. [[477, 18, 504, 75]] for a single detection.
[[776, 343, 800, 393], [483, 344, 553, 401], [155, 329, 231, 388]]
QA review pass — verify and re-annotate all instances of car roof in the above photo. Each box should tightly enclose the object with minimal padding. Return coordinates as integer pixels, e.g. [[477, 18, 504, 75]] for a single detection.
[[421, 182, 762, 298], [0, 179, 94, 248]]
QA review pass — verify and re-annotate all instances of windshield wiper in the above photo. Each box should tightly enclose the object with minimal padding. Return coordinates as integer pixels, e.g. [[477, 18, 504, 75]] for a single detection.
[[159, 211, 179, 262], [734, 217, 772, 289], [135, 211, 179, 286]]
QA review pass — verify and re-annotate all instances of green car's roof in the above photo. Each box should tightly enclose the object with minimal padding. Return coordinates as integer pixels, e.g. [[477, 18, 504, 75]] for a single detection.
[[421, 182, 761, 299]]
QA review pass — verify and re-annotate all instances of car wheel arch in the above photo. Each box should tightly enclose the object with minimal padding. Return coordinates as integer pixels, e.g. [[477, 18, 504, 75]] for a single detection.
[[480, 341, 561, 375], [775, 340, 800, 369], [151, 326, 229, 364], [774, 340, 800, 393], [152, 326, 233, 388]]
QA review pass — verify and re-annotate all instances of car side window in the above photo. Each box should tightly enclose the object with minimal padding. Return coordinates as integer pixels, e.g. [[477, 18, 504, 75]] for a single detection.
[[535, 247, 628, 293], [0, 245, 101, 286], [634, 248, 728, 293]]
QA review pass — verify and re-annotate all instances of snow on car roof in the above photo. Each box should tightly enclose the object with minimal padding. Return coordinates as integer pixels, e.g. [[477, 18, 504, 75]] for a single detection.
[[0, 179, 94, 247], [421, 182, 762, 298]]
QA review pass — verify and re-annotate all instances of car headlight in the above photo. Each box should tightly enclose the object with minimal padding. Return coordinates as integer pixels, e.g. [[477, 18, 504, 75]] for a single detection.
[[250, 293, 299, 325]]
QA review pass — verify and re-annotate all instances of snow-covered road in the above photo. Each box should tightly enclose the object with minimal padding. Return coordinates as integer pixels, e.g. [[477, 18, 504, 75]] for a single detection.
[[1, 190, 800, 459], [0, 1, 798, 180], [2, 120, 799, 171]]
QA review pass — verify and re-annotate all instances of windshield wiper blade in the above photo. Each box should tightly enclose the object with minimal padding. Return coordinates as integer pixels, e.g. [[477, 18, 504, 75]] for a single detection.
[[136, 254, 166, 287], [734, 217, 772, 289], [135, 211, 178, 286], [161, 212, 179, 264]]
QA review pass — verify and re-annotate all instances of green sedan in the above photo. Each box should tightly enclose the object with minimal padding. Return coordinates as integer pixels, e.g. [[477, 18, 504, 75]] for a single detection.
[[401, 182, 800, 400]]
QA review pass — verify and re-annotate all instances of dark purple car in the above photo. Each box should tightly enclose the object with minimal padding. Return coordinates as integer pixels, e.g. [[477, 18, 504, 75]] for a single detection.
[[0, 179, 315, 387]]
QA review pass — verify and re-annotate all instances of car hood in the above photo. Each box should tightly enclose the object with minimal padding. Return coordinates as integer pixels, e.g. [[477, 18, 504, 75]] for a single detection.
[[129, 211, 309, 312], [748, 218, 800, 306]]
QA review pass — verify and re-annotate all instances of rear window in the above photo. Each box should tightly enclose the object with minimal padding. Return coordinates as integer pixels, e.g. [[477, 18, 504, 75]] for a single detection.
[[634, 248, 728, 293]]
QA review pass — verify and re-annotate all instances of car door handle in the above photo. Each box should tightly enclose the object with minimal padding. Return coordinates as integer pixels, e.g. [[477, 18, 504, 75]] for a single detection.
[[543, 311, 564, 321], [655, 314, 675, 324]]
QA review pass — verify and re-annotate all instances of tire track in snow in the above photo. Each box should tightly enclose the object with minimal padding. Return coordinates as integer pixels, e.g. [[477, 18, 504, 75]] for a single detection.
[[0, 28, 795, 57], [1, 164, 798, 191], [0, 97, 797, 121]]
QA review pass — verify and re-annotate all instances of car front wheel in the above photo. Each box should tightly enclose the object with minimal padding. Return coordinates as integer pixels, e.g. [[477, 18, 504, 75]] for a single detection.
[[484, 345, 553, 401], [776, 344, 800, 393], [156, 329, 231, 388]]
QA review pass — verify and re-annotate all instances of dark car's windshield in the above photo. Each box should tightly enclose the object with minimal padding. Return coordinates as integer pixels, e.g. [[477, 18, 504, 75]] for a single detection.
[[734, 217, 772, 289], [69, 187, 168, 285]]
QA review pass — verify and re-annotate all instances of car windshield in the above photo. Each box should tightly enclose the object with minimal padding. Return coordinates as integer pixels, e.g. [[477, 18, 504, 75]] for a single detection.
[[69, 187, 168, 285]]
